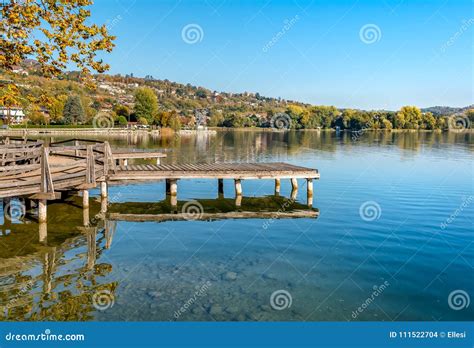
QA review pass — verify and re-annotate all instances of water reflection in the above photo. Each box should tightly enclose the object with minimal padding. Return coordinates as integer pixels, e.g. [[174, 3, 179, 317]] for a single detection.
[[29, 130, 474, 165], [0, 194, 317, 321]]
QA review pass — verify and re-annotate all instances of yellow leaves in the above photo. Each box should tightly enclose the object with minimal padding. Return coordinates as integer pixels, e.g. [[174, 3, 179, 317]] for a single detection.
[[1, 0, 115, 87]]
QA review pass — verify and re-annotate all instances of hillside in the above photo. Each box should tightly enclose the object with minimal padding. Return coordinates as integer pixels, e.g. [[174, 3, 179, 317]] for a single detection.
[[0, 61, 472, 131]]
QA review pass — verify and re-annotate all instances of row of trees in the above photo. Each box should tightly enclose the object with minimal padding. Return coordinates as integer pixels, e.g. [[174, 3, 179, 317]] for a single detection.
[[209, 105, 473, 131]]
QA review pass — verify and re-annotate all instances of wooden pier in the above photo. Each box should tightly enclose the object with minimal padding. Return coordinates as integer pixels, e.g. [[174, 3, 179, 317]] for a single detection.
[[1, 138, 319, 229]]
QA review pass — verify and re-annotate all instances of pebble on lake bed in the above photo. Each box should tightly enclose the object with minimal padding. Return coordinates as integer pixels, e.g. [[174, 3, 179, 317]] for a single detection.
[[222, 271, 238, 281]]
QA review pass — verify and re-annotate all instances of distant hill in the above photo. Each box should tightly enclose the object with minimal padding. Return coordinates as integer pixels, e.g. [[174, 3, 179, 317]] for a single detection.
[[421, 105, 473, 116]]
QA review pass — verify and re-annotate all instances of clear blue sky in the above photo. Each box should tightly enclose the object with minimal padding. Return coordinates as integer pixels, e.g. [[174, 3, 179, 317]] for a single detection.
[[89, 0, 472, 110]]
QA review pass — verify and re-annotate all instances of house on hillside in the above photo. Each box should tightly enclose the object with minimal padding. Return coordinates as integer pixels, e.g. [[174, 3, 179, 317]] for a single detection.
[[0, 107, 26, 124]]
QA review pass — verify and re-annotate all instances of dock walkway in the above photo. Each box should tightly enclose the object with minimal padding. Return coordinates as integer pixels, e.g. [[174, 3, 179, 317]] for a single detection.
[[1, 138, 319, 223]]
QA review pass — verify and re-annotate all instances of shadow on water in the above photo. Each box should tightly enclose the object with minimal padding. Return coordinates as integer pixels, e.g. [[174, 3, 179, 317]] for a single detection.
[[0, 194, 318, 321]]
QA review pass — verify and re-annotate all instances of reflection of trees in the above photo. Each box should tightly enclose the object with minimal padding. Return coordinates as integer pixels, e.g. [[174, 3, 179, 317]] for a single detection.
[[0, 197, 117, 321], [32, 130, 472, 165]]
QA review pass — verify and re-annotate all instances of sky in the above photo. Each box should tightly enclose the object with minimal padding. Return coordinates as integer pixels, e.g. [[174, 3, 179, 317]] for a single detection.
[[88, 0, 472, 110]]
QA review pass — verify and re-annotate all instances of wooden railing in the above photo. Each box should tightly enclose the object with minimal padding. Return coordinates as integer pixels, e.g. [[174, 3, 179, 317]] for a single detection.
[[0, 138, 116, 199]]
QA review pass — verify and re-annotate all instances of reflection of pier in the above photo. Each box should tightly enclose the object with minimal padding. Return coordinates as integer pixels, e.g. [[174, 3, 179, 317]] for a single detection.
[[0, 197, 117, 320], [0, 193, 317, 321], [108, 196, 319, 222]]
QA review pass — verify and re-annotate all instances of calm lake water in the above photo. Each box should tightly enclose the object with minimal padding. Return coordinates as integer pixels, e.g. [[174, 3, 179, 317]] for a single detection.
[[1, 130, 473, 321]]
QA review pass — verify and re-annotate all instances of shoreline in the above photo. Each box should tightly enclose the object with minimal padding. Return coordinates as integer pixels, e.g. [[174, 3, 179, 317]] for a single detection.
[[0, 127, 471, 137]]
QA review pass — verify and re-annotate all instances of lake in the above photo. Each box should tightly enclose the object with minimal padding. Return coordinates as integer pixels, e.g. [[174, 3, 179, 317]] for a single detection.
[[0, 130, 473, 321]]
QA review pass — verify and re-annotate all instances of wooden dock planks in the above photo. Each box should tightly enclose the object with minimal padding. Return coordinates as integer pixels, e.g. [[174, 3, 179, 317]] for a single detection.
[[109, 162, 319, 181], [0, 140, 319, 199]]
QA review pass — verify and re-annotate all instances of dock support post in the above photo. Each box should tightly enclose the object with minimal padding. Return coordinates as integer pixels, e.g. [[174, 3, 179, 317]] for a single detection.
[[100, 182, 108, 198], [234, 179, 242, 196], [291, 178, 298, 191], [165, 179, 171, 195], [123, 159, 128, 166], [275, 179, 281, 196], [39, 222, 47, 243], [235, 195, 242, 207], [218, 179, 224, 196], [307, 179, 313, 207], [170, 196, 178, 209], [170, 179, 178, 197], [38, 199, 47, 223], [82, 190, 89, 209], [156, 158, 161, 165]]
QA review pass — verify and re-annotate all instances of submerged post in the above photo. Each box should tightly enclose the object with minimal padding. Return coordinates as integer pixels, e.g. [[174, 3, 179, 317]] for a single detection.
[[170, 179, 178, 197], [291, 178, 298, 191], [235, 195, 242, 207], [234, 179, 242, 196], [275, 179, 281, 195], [38, 199, 47, 223]]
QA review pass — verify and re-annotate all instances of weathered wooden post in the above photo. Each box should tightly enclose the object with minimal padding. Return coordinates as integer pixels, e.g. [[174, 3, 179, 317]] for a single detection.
[[156, 158, 161, 165], [275, 179, 281, 195], [170, 179, 178, 196], [234, 179, 242, 196], [74, 140, 79, 157], [170, 195, 178, 209], [82, 190, 89, 209], [235, 195, 242, 207], [100, 180, 108, 214], [307, 178, 313, 207], [38, 200, 47, 223], [38, 146, 54, 224], [291, 178, 298, 191], [39, 221, 47, 243], [100, 181, 108, 198]]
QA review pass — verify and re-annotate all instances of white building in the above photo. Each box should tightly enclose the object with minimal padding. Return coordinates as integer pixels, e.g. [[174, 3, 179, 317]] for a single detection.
[[0, 107, 26, 124]]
